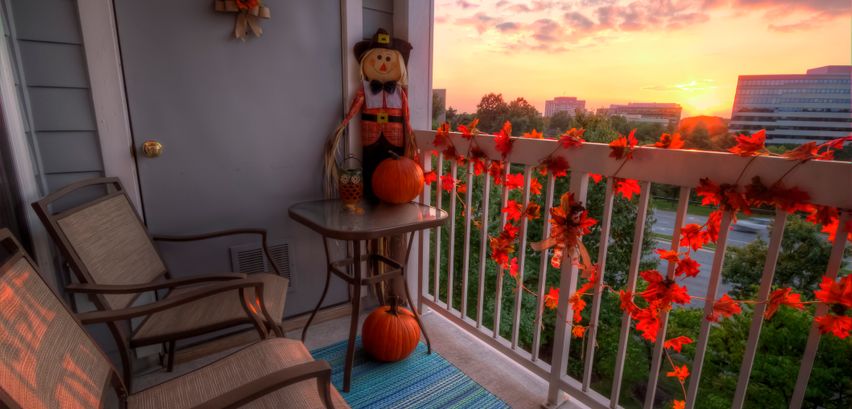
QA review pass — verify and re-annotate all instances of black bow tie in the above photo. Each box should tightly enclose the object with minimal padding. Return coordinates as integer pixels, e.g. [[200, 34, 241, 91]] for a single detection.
[[369, 80, 397, 95]]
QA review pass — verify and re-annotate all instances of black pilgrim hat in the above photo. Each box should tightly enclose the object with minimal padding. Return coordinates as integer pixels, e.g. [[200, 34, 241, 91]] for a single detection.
[[354, 28, 413, 65]]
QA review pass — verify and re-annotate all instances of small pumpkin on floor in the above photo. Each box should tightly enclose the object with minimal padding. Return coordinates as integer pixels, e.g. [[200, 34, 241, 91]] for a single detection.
[[362, 297, 420, 362]]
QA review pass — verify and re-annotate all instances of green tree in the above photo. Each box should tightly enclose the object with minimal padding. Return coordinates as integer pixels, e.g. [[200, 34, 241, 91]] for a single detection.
[[476, 93, 510, 133], [723, 216, 832, 298], [684, 122, 715, 151], [506, 97, 543, 135], [545, 111, 574, 136]]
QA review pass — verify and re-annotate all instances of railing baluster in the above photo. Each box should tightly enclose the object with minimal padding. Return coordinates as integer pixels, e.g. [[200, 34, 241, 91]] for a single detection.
[[446, 161, 458, 310], [685, 211, 735, 409], [789, 210, 850, 409], [531, 175, 555, 362], [581, 178, 616, 390], [476, 161, 492, 328], [609, 181, 652, 408], [643, 187, 691, 408], [460, 161, 474, 318], [417, 154, 432, 309], [432, 155, 444, 300], [731, 210, 788, 409], [547, 171, 590, 406], [511, 166, 533, 349], [493, 165, 510, 338]]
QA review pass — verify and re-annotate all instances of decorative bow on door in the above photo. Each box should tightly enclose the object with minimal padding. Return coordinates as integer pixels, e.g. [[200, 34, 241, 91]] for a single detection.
[[214, 0, 271, 40]]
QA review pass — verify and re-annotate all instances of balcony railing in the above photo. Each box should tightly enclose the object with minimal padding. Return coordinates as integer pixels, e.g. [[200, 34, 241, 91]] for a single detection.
[[411, 129, 851, 409]]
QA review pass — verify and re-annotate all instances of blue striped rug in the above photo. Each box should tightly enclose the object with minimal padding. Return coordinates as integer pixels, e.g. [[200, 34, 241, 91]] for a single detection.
[[311, 338, 510, 409]]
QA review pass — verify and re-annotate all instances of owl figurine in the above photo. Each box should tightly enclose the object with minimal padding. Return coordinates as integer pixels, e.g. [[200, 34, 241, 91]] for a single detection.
[[338, 167, 363, 212]]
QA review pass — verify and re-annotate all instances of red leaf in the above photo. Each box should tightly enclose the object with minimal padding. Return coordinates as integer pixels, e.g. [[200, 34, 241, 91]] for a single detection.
[[456, 183, 467, 194], [666, 365, 690, 383], [503, 200, 523, 222], [440, 174, 456, 192], [770, 184, 811, 213], [488, 161, 505, 185], [654, 133, 684, 149], [572, 325, 587, 338], [423, 171, 437, 185], [589, 174, 603, 184], [656, 249, 680, 263], [815, 314, 852, 339], [613, 178, 641, 200], [434, 122, 451, 148], [680, 223, 708, 251], [640, 270, 691, 306], [457, 118, 479, 140], [781, 142, 821, 161], [505, 173, 525, 190], [509, 257, 519, 278], [673, 400, 686, 409], [503, 223, 519, 239], [494, 121, 514, 160], [544, 287, 559, 310], [619, 290, 639, 315], [609, 129, 638, 160], [539, 155, 569, 177], [558, 128, 586, 149], [764, 288, 804, 320], [634, 307, 662, 341], [728, 129, 767, 157], [814, 275, 852, 308], [708, 294, 742, 322], [675, 256, 701, 278], [696, 178, 722, 206], [524, 202, 542, 220], [530, 178, 543, 195], [664, 336, 694, 353]]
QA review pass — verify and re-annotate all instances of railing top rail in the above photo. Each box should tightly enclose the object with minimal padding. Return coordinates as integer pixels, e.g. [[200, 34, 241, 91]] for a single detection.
[[414, 129, 852, 210]]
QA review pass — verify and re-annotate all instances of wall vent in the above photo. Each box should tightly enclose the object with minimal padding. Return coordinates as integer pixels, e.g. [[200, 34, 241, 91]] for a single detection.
[[229, 242, 292, 286]]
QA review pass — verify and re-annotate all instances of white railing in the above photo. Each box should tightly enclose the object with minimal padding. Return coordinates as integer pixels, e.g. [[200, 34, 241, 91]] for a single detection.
[[413, 129, 851, 409]]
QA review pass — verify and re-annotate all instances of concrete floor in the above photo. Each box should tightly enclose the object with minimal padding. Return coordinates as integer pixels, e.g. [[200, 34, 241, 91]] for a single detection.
[[135, 307, 586, 409]]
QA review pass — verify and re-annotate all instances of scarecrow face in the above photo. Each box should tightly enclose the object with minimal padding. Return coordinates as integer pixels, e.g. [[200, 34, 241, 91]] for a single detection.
[[362, 48, 403, 83]]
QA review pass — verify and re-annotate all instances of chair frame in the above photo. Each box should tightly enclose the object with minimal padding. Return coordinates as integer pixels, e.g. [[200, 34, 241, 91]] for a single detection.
[[31, 177, 286, 388], [0, 228, 333, 409]]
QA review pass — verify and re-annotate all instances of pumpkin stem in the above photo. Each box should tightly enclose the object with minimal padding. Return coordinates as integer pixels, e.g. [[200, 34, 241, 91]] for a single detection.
[[387, 296, 401, 316], [387, 150, 401, 160]]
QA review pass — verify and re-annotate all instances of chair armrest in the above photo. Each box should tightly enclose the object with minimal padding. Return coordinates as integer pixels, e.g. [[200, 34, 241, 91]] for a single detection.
[[188, 360, 334, 409], [152, 228, 267, 242], [76, 277, 266, 325], [153, 228, 283, 276], [65, 273, 247, 294]]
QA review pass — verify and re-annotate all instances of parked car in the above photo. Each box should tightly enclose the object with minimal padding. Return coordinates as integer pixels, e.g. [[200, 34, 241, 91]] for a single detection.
[[732, 217, 772, 233]]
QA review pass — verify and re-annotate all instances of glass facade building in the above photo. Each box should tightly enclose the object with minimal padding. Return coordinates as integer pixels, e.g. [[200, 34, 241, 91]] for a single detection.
[[729, 66, 852, 145]]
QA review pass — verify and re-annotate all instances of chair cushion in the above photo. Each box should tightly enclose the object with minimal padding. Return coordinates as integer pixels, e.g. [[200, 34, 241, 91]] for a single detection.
[[127, 338, 349, 409], [132, 273, 288, 345]]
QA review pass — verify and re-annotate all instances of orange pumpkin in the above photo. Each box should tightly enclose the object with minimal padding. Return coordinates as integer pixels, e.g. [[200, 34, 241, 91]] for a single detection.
[[371, 152, 424, 204], [361, 297, 420, 362]]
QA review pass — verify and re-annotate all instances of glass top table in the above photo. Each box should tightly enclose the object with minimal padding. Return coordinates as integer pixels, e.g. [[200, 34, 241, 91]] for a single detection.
[[288, 199, 448, 241], [288, 199, 447, 392]]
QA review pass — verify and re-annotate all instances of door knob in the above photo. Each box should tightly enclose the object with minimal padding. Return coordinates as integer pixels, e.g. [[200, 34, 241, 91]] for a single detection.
[[141, 140, 163, 158]]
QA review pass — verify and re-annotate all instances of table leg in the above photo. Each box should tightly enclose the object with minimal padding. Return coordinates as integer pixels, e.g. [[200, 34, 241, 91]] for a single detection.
[[301, 237, 333, 342], [400, 232, 431, 354], [343, 240, 362, 392]]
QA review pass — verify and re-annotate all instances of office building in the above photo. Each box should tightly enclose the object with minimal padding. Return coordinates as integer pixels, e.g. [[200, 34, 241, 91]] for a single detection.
[[544, 96, 586, 117], [729, 66, 852, 145], [598, 102, 682, 128]]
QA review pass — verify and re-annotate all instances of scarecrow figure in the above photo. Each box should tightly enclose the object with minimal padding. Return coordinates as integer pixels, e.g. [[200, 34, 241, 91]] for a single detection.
[[324, 28, 415, 200]]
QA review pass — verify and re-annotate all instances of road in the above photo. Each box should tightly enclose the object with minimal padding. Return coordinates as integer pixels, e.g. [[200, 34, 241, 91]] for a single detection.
[[648, 209, 772, 308]]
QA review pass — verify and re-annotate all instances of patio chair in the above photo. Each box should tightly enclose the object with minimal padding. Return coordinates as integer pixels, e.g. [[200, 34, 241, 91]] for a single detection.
[[31, 177, 289, 386], [0, 228, 347, 409]]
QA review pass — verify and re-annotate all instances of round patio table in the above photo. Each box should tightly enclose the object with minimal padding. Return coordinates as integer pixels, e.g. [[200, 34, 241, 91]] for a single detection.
[[288, 199, 448, 392]]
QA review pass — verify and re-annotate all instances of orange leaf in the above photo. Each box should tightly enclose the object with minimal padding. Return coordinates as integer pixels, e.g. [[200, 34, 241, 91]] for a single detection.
[[664, 336, 693, 353], [494, 121, 513, 160], [558, 128, 586, 149], [764, 287, 804, 320], [524, 202, 542, 220], [544, 287, 559, 310], [654, 133, 684, 149], [613, 178, 641, 200], [673, 400, 686, 409], [440, 174, 456, 192], [728, 129, 767, 157], [423, 170, 437, 185], [666, 365, 690, 382], [609, 129, 638, 160], [708, 294, 742, 322], [572, 325, 586, 338], [509, 257, 519, 278], [523, 128, 543, 139], [814, 275, 852, 308], [589, 173, 603, 184], [675, 256, 701, 278], [530, 178, 543, 195], [656, 249, 680, 263], [505, 173, 525, 190], [503, 200, 523, 222], [457, 118, 479, 140], [815, 314, 852, 339]]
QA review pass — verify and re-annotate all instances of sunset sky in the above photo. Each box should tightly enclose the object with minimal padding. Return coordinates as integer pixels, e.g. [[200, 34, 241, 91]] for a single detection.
[[433, 0, 851, 118]]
